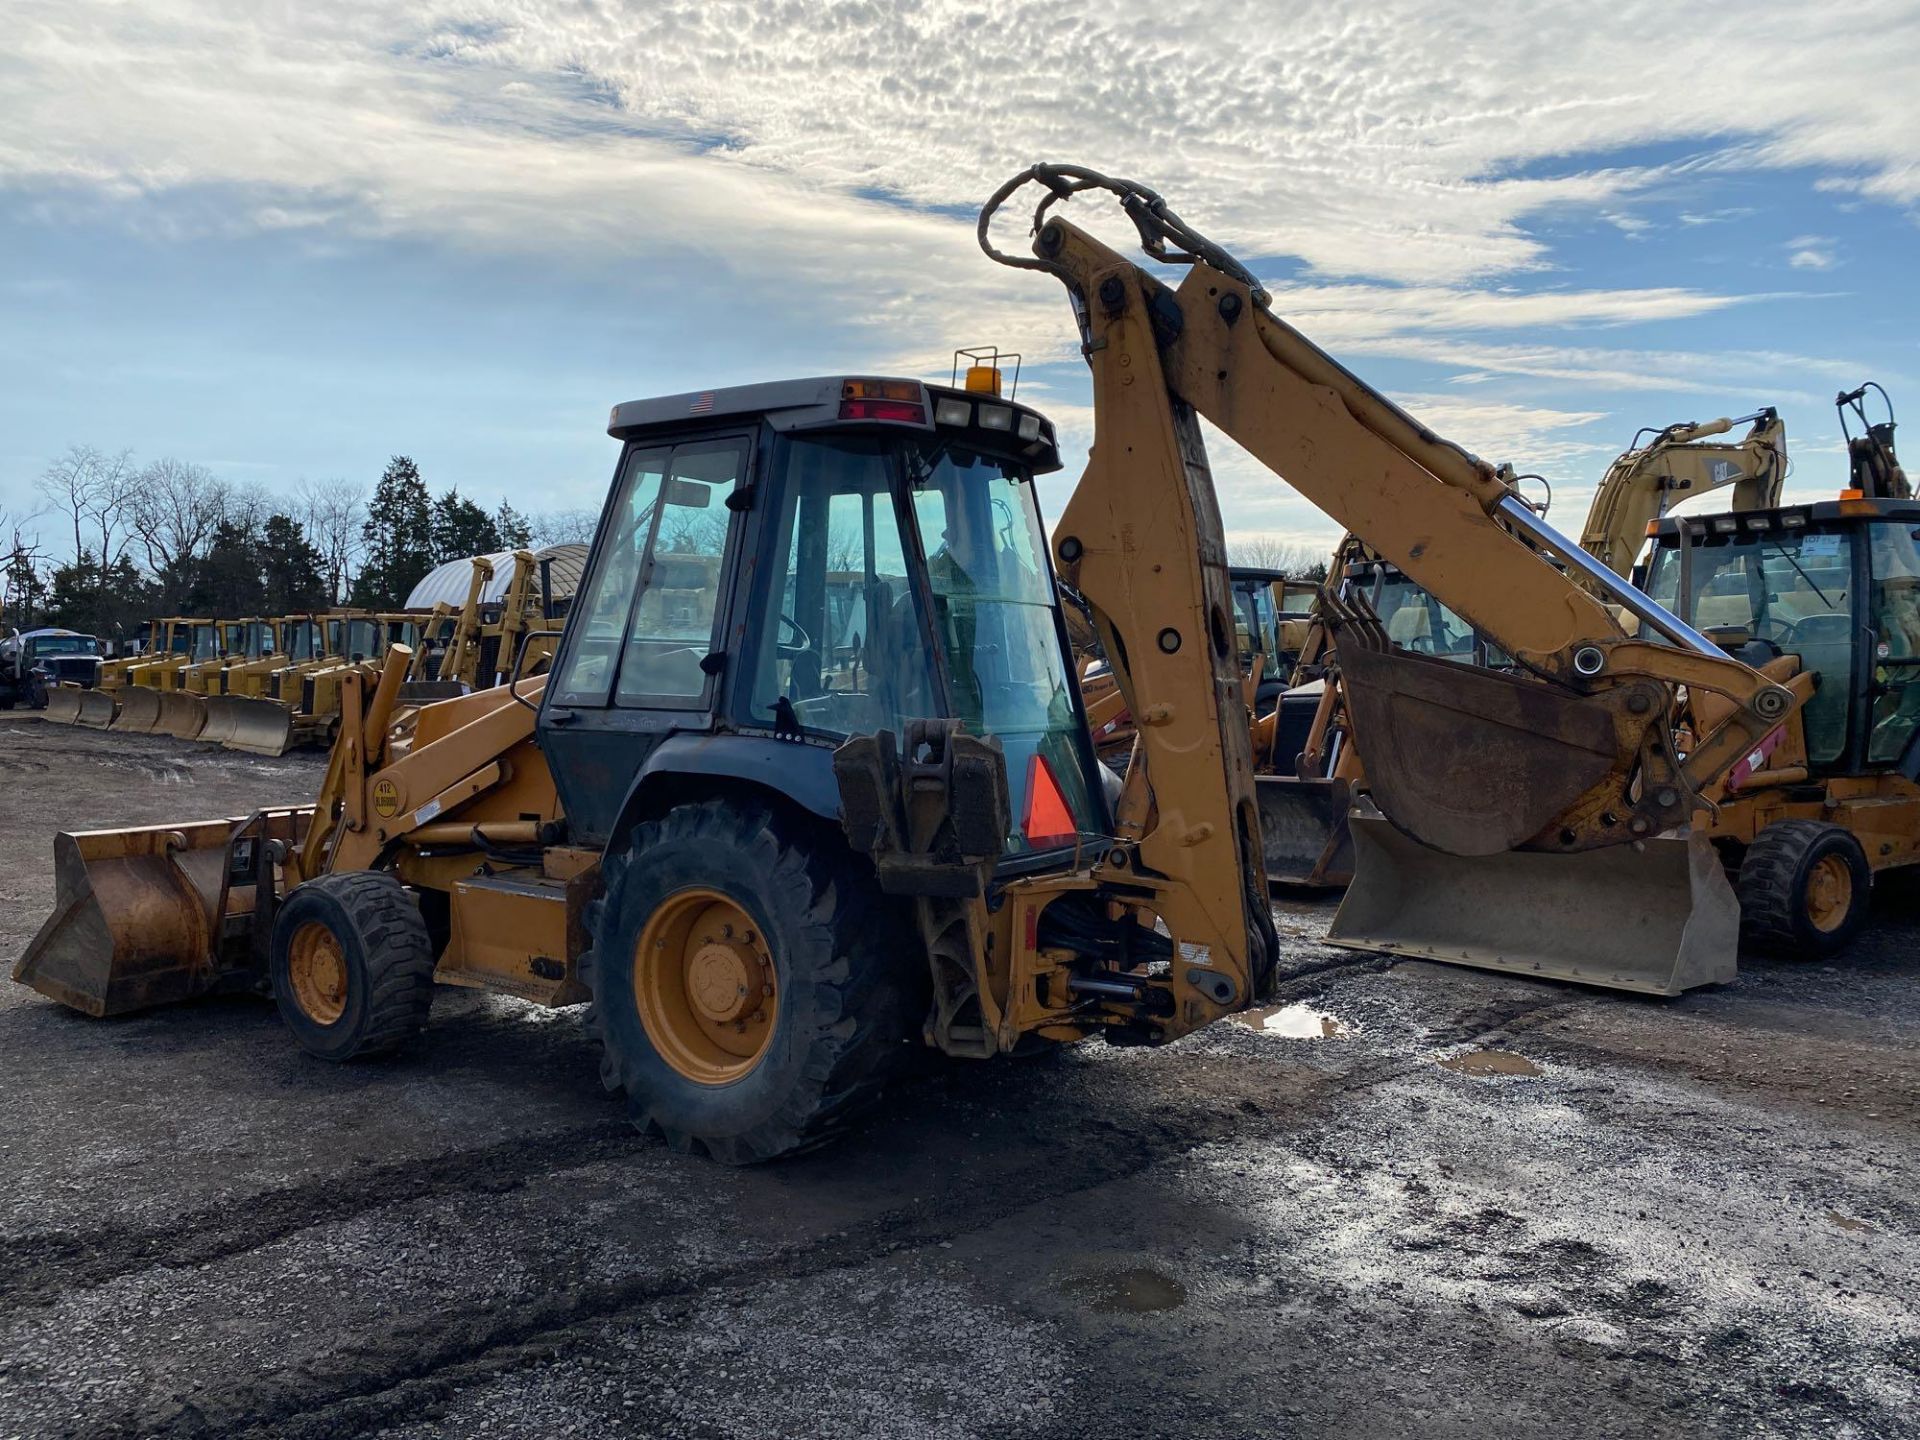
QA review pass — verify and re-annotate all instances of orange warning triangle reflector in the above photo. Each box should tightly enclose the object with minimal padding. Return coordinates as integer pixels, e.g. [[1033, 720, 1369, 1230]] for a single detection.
[[1023, 752, 1077, 847]]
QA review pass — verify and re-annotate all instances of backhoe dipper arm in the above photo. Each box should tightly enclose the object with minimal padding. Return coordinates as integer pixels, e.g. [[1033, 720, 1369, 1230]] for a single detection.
[[982, 165, 1803, 857], [1580, 410, 1787, 576]]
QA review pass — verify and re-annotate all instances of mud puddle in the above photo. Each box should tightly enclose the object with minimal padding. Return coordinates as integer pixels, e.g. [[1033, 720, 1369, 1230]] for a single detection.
[[1057, 1266, 1188, 1313], [1439, 1049, 1542, 1078]]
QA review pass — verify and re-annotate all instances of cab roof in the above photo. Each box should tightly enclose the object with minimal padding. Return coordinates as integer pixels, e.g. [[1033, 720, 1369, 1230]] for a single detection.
[[1651, 496, 1920, 540], [607, 375, 1062, 474]]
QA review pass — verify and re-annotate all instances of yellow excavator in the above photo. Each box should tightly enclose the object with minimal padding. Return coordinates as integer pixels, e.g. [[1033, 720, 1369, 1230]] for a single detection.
[[14, 165, 1803, 1159]]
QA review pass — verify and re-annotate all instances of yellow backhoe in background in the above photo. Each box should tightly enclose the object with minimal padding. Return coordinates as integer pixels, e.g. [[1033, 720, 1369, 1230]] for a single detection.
[[15, 165, 1806, 1161]]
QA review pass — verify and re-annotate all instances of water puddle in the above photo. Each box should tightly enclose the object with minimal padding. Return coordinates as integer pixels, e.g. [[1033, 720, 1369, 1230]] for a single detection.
[[1235, 1002, 1349, 1039], [1827, 1211, 1877, 1234], [1439, 1049, 1542, 1078], [1058, 1266, 1188, 1314]]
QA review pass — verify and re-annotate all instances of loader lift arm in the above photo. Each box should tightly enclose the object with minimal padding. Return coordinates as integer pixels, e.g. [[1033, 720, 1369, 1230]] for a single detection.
[[981, 164, 1806, 860]]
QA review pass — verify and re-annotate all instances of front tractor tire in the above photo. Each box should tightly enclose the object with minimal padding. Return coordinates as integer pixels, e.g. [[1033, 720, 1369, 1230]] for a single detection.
[[1736, 820, 1872, 959], [269, 871, 437, 1060], [584, 799, 919, 1164]]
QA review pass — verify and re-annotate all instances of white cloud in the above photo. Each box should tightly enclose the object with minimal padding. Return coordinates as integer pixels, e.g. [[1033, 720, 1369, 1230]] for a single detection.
[[1784, 234, 1839, 269]]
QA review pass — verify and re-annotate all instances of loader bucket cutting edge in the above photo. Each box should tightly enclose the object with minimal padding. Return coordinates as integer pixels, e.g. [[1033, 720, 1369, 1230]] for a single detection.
[[157, 690, 208, 740], [219, 699, 295, 756], [42, 687, 84, 725], [1257, 774, 1355, 888], [12, 822, 237, 1017], [75, 689, 119, 728], [1325, 813, 1738, 997], [110, 685, 164, 733]]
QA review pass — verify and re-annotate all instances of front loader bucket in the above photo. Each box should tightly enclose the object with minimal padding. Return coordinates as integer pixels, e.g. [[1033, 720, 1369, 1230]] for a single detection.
[[75, 689, 119, 728], [111, 685, 164, 734], [219, 698, 295, 756], [1326, 812, 1738, 996], [1256, 775, 1355, 887], [13, 821, 237, 1016], [157, 690, 208, 740], [42, 687, 85, 725]]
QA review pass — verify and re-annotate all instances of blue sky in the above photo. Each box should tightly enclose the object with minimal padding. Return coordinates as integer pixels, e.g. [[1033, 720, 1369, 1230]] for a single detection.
[[2, 0, 1916, 560]]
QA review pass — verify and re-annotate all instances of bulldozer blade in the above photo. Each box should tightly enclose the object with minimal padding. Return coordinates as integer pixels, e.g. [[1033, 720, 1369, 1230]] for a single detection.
[[1326, 812, 1738, 997], [111, 685, 164, 734], [75, 689, 119, 728], [157, 690, 209, 740], [197, 695, 245, 746], [1256, 775, 1355, 887], [13, 821, 240, 1016], [219, 698, 295, 756], [1337, 643, 1619, 857], [42, 687, 85, 725]]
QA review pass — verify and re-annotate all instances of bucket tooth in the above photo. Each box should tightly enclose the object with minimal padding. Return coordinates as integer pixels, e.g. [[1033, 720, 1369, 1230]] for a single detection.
[[1326, 811, 1737, 996], [111, 686, 164, 734], [1256, 775, 1354, 887]]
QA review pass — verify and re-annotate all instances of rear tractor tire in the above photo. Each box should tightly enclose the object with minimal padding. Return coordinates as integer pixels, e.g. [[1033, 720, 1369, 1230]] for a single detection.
[[1736, 820, 1872, 959], [584, 799, 920, 1164], [269, 871, 437, 1060]]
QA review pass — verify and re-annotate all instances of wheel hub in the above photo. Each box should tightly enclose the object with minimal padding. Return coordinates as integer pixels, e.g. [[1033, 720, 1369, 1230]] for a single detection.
[[1806, 854, 1853, 933], [287, 921, 348, 1026], [634, 890, 778, 1084], [688, 941, 755, 1023]]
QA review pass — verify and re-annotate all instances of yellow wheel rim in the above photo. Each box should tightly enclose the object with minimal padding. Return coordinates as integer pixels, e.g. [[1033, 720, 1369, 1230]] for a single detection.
[[1805, 855, 1853, 933], [287, 921, 350, 1025], [633, 888, 777, 1085]]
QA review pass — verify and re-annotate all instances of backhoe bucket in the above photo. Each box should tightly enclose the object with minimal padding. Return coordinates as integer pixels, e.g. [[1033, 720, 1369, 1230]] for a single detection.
[[1337, 642, 1621, 857], [1326, 813, 1738, 996], [218, 699, 295, 756], [157, 690, 208, 740], [75, 689, 119, 728], [1256, 775, 1354, 887], [42, 687, 84, 725], [110, 685, 164, 734], [13, 821, 244, 1016]]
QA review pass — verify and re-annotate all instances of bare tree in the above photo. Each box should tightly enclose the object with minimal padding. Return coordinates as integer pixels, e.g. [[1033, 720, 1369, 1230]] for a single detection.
[[1227, 535, 1328, 577], [295, 478, 366, 605], [38, 444, 138, 590], [130, 458, 228, 580], [529, 508, 599, 547]]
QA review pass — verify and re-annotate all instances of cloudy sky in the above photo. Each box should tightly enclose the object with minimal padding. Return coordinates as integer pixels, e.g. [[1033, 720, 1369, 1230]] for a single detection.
[[2, 0, 1916, 555]]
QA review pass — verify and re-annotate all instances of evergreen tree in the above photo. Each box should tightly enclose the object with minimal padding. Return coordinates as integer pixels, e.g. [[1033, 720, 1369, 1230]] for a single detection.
[[429, 487, 502, 563], [494, 498, 533, 549], [189, 520, 268, 616], [351, 456, 433, 608], [260, 514, 329, 613], [47, 551, 151, 638]]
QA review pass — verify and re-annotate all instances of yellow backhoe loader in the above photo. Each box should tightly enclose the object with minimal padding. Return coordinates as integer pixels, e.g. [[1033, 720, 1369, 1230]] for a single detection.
[[15, 165, 1804, 1162]]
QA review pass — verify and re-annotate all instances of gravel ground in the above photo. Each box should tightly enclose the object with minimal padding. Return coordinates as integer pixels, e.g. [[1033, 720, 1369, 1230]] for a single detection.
[[1, 713, 1916, 1439]]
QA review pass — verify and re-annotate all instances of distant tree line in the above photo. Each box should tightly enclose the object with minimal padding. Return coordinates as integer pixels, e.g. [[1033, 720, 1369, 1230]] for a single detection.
[[1226, 535, 1331, 582], [1, 446, 591, 645]]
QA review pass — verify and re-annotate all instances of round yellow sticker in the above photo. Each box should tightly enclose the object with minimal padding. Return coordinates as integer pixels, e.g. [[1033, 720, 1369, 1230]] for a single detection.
[[371, 778, 401, 818]]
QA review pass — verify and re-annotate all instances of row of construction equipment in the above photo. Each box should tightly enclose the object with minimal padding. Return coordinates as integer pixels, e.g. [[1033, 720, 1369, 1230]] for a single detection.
[[13, 164, 1917, 1165], [36, 547, 575, 754]]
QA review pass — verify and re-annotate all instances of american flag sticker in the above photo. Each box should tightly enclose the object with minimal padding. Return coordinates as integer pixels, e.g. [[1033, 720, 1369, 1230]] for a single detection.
[[690, 392, 715, 414]]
